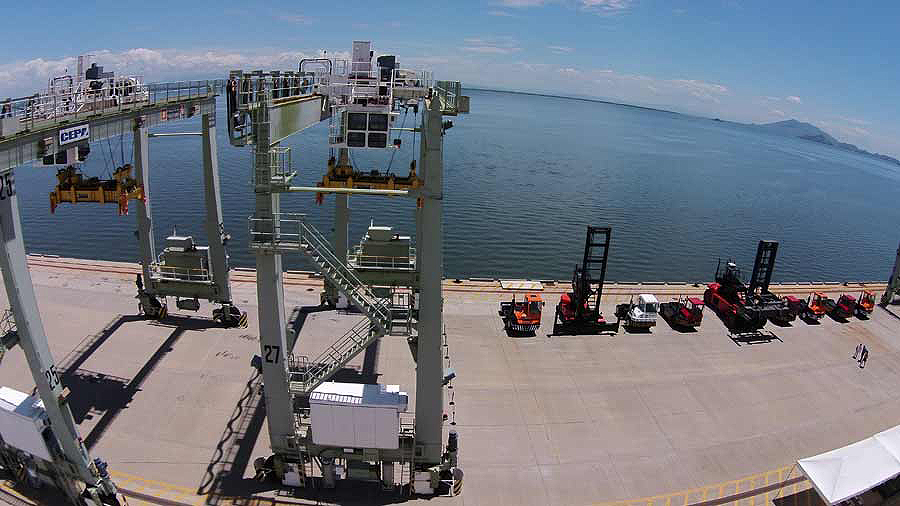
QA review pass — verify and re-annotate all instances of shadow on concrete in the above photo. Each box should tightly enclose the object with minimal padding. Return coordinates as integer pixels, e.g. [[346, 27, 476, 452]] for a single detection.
[[287, 305, 330, 352], [729, 330, 782, 346], [0, 469, 70, 506], [57, 314, 221, 449], [504, 328, 538, 338], [661, 319, 699, 333], [879, 304, 900, 323], [800, 315, 822, 325], [772, 487, 826, 506], [267, 480, 412, 505], [197, 306, 398, 505], [196, 369, 273, 504], [827, 313, 850, 323]]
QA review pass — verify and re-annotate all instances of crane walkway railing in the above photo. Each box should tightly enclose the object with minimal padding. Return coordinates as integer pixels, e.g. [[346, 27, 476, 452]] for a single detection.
[[249, 213, 391, 394], [0, 80, 223, 137]]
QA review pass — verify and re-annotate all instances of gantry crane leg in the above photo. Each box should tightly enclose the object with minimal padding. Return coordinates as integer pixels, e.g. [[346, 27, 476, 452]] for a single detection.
[[0, 168, 119, 505]]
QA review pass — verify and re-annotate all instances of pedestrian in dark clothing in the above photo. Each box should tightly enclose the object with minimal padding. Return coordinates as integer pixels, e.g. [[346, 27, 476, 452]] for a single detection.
[[859, 345, 869, 369], [853, 343, 862, 359], [135, 273, 143, 292]]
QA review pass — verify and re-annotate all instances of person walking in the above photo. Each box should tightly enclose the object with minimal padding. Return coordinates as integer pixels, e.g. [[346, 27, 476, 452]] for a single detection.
[[860, 346, 869, 369], [853, 343, 862, 359]]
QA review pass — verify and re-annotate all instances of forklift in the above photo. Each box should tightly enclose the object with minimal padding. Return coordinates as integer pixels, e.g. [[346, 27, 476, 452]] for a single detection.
[[659, 296, 704, 329], [552, 226, 620, 335], [856, 290, 876, 318], [823, 293, 857, 320], [499, 293, 544, 334]]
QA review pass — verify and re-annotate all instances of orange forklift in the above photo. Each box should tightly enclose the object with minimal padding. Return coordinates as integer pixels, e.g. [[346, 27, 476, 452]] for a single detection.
[[856, 290, 876, 318], [784, 292, 829, 322], [499, 293, 544, 333]]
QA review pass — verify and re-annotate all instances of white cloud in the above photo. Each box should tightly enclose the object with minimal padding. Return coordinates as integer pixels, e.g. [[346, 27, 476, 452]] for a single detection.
[[558, 67, 579, 74], [786, 95, 802, 104], [498, 0, 546, 6], [278, 14, 312, 24], [581, 0, 632, 14], [547, 45, 574, 53], [0, 48, 348, 98], [463, 45, 521, 54], [770, 109, 786, 117], [488, 10, 516, 16], [837, 116, 870, 126], [462, 37, 521, 55]]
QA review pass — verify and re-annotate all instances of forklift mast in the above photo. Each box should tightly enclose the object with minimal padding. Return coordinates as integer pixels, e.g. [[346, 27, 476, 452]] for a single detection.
[[748, 240, 778, 295], [573, 226, 611, 320]]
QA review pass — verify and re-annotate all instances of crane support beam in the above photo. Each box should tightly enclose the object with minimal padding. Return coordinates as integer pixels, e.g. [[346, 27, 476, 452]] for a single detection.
[[202, 113, 232, 303], [0, 169, 113, 502], [414, 97, 445, 466], [883, 242, 900, 305], [288, 186, 409, 196], [133, 122, 156, 289], [0, 82, 218, 173]]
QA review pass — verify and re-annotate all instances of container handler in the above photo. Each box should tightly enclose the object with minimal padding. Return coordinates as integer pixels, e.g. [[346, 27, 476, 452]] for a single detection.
[[705, 240, 790, 330], [552, 226, 620, 335]]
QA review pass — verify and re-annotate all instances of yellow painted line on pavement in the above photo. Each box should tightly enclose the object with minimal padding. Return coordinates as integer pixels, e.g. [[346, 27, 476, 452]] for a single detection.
[[0, 481, 37, 505], [593, 464, 809, 506]]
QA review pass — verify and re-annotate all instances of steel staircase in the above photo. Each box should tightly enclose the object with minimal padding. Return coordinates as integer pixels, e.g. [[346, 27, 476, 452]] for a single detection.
[[249, 213, 391, 394]]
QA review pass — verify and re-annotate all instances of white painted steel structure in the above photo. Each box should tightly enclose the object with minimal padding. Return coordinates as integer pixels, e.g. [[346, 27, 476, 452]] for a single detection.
[[228, 40, 466, 493]]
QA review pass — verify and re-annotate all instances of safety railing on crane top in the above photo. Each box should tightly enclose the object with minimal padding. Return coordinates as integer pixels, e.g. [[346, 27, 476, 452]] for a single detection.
[[228, 71, 320, 110], [0, 80, 222, 137], [347, 244, 416, 270], [434, 80, 462, 113], [150, 259, 212, 283]]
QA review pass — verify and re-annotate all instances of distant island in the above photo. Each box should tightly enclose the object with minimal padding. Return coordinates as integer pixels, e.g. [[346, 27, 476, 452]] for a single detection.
[[464, 88, 899, 166], [747, 119, 900, 166]]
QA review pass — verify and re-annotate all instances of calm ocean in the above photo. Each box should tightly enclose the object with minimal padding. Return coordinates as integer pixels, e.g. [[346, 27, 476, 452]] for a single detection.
[[16, 89, 900, 283]]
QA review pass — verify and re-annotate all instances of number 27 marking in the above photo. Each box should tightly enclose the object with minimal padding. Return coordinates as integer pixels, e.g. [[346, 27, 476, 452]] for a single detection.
[[264, 345, 281, 364]]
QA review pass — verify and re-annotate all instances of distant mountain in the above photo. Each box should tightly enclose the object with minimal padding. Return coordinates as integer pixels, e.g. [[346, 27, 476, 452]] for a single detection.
[[753, 119, 900, 166]]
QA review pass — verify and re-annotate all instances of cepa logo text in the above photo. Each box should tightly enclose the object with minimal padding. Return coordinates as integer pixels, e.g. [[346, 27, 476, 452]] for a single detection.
[[59, 124, 90, 146]]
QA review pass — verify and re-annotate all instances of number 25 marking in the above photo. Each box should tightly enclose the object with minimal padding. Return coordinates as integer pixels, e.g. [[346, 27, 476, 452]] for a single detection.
[[45, 365, 60, 389]]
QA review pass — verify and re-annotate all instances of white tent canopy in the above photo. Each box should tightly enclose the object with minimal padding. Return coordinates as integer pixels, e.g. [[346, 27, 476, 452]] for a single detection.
[[798, 425, 900, 505]]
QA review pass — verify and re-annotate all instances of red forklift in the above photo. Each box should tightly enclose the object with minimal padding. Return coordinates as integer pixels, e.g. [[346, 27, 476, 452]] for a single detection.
[[823, 293, 857, 320], [659, 296, 704, 329], [552, 226, 620, 335]]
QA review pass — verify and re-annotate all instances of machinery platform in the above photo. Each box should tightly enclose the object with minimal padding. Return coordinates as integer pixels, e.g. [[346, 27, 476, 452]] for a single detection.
[[1, 256, 898, 505]]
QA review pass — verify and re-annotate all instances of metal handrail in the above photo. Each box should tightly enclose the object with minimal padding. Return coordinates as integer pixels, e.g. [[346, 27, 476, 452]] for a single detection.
[[248, 213, 391, 324], [150, 262, 211, 282], [347, 251, 415, 270], [0, 79, 221, 136], [301, 317, 374, 387], [229, 71, 319, 110], [0, 310, 16, 337]]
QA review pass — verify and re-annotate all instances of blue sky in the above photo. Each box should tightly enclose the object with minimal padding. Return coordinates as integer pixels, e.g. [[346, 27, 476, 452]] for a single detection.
[[1, 0, 898, 156]]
